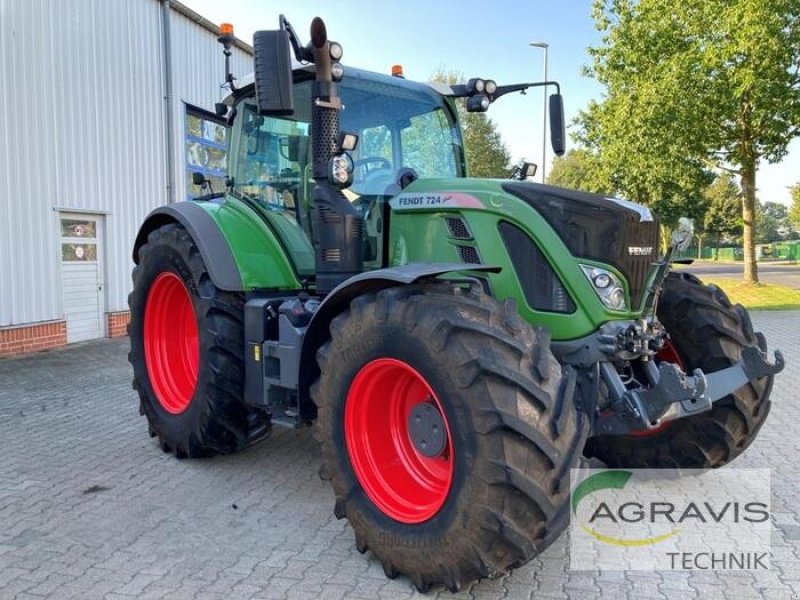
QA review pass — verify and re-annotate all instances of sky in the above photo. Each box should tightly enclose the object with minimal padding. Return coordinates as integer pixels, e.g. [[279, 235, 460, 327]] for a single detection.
[[186, 0, 798, 206]]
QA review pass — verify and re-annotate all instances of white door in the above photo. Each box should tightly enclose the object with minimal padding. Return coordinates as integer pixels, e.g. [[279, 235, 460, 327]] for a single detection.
[[60, 214, 105, 343]]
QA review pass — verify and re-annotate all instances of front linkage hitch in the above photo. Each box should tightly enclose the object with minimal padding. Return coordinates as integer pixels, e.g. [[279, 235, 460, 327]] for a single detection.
[[580, 243, 785, 436], [595, 344, 785, 435]]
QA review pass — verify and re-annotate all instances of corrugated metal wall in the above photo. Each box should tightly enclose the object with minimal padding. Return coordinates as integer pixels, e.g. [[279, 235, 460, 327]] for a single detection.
[[169, 11, 252, 203], [0, 0, 253, 328]]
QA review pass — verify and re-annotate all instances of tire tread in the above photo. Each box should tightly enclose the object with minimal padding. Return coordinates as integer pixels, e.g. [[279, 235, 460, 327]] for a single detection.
[[312, 284, 588, 590]]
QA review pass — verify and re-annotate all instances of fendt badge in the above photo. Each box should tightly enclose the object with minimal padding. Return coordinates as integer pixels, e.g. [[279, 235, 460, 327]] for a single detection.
[[628, 246, 654, 255]]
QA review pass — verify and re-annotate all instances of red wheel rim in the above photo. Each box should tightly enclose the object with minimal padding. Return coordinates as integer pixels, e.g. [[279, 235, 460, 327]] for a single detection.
[[144, 272, 199, 414], [655, 339, 685, 369], [629, 340, 686, 438], [344, 358, 454, 524]]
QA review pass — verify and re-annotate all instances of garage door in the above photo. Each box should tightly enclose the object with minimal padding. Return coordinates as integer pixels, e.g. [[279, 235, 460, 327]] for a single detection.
[[60, 215, 105, 343]]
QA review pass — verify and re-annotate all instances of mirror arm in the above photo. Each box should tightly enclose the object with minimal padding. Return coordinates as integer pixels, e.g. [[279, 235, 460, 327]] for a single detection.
[[444, 80, 561, 101], [279, 14, 313, 63], [491, 80, 561, 101]]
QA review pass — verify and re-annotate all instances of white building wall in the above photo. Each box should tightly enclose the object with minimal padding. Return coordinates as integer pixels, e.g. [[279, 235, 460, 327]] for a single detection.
[[0, 0, 253, 328], [169, 13, 252, 203]]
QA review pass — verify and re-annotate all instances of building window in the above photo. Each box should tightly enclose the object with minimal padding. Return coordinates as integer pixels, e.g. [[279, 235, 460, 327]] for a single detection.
[[185, 105, 228, 199], [61, 218, 98, 262]]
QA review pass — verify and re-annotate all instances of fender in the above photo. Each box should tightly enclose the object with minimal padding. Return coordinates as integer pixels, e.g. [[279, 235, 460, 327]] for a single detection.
[[297, 262, 501, 418], [133, 202, 243, 290], [133, 199, 302, 292]]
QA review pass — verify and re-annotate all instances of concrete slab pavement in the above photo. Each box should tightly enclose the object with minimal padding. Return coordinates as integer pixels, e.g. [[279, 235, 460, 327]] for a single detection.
[[0, 312, 797, 599]]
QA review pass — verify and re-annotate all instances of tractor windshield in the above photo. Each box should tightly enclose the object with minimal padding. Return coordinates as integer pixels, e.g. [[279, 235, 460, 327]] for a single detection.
[[228, 68, 465, 275], [230, 69, 465, 207], [335, 70, 466, 194]]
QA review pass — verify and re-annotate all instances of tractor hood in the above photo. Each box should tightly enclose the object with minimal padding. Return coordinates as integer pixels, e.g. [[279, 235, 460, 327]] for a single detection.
[[388, 178, 660, 310], [501, 182, 661, 308]]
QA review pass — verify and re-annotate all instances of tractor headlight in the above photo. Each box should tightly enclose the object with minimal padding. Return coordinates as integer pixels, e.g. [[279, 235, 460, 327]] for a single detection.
[[328, 153, 353, 187], [329, 41, 344, 61], [466, 78, 486, 95], [485, 79, 497, 95], [330, 61, 344, 81], [593, 272, 611, 289], [580, 265, 627, 311], [466, 94, 491, 112]]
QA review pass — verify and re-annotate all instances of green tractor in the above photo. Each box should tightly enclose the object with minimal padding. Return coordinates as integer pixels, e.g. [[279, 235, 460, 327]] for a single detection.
[[128, 16, 783, 591]]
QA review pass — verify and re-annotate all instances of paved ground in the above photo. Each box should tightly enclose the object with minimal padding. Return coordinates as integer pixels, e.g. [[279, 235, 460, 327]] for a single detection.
[[677, 261, 800, 289], [0, 313, 798, 600]]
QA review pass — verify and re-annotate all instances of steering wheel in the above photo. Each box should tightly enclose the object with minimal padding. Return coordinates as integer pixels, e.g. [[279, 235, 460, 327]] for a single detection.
[[353, 156, 393, 195], [353, 156, 391, 174]]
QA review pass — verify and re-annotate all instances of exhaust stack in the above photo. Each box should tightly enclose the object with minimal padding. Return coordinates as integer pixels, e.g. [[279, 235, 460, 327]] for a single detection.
[[252, 17, 362, 295], [307, 17, 364, 295]]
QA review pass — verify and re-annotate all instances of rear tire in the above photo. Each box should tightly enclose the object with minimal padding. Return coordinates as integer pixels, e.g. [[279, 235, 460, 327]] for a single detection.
[[312, 284, 588, 591], [128, 223, 270, 458], [584, 271, 773, 469]]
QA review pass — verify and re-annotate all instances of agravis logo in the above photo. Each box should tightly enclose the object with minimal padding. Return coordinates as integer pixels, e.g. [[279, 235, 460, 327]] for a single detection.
[[572, 470, 680, 547], [569, 468, 771, 571], [571, 470, 769, 548]]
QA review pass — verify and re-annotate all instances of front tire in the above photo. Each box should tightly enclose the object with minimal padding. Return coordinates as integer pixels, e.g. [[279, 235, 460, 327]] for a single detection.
[[312, 284, 588, 591], [584, 271, 773, 469], [128, 223, 270, 458]]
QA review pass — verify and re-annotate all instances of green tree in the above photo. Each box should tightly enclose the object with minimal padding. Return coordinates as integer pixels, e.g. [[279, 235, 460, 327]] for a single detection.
[[703, 173, 742, 252], [790, 183, 800, 230], [755, 203, 780, 243], [462, 112, 512, 177], [431, 69, 511, 178], [576, 101, 713, 228], [546, 148, 608, 193], [584, 0, 800, 283], [756, 201, 792, 242]]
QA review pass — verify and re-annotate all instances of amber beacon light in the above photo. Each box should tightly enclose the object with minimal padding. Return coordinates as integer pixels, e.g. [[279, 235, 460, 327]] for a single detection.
[[218, 22, 235, 42]]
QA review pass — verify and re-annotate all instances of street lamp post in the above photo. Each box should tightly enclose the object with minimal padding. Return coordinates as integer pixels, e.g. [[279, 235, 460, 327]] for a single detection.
[[529, 41, 549, 183]]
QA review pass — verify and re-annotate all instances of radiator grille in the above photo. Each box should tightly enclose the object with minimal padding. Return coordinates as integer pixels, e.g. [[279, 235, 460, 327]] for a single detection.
[[618, 211, 660, 307], [445, 216, 473, 240], [457, 245, 482, 264], [499, 221, 575, 313]]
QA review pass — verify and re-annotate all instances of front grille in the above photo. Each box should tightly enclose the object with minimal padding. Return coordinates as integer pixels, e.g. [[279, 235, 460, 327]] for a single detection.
[[502, 182, 660, 308], [499, 221, 576, 313], [457, 245, 481, 264], [618, 211, 660, 308], [445, 216, 473, 240]]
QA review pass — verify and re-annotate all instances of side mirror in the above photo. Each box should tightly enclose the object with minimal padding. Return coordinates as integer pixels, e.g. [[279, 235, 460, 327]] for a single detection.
[[253, 30, 294, 116], [511, 160, 537, 181], [671, 217, 695, 251], [192, 171, 207, 186], [521, 162, 537, 180], [549, 93, 566, 156]]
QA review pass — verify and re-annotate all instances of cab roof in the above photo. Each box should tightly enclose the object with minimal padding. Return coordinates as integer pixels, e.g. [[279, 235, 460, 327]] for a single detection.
[[222, 64, 456, 107]]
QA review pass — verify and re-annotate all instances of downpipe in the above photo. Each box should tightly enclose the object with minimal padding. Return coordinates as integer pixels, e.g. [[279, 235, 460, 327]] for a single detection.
[[160, 0, 175, 203]]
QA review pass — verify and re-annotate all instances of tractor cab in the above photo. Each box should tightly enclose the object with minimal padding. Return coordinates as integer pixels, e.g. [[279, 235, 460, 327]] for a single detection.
[[211, 18, 567, 295], [223, 67, 466, 274]]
